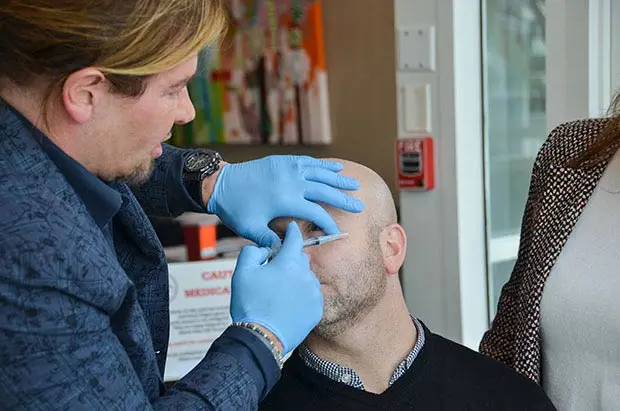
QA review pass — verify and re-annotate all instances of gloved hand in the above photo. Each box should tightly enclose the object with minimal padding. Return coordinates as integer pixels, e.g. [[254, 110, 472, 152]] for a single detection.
[[207, 155, 364, 247], [230, 221, 323, 355]]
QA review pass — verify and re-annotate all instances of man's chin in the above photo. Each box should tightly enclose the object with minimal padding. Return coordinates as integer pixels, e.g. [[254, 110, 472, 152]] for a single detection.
[[312, 320, 346, 340], [117, 160, 156, 187], [312, 309, 349, 340]]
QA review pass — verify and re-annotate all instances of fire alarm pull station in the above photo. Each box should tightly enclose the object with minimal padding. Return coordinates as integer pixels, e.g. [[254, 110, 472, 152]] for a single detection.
[[396, 137, 434, 190]]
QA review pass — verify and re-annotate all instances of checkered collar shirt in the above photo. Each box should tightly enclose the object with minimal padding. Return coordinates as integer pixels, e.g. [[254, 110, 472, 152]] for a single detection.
[[297, 316, 426, 390]]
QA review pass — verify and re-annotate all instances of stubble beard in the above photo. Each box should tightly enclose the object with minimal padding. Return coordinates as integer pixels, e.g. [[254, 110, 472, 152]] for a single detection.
[[117, 158, 156, 187], [312, 245, 387, 340]]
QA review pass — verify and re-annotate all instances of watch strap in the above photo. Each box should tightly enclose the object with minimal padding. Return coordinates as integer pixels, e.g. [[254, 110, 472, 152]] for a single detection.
[[183, 149, 222, 206]]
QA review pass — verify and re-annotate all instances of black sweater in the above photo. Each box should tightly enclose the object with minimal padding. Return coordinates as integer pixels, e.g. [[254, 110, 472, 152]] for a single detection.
[[260, 325, 556, 410]]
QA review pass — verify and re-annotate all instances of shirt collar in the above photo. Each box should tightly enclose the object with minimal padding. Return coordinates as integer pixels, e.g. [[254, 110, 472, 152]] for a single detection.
[[298, 315, 426, 390], [10, 105, 122, 228]]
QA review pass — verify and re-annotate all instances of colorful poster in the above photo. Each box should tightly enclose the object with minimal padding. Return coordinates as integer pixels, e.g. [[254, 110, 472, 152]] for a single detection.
[[164, 259, 236, 382], [172, 0, 331, 146]]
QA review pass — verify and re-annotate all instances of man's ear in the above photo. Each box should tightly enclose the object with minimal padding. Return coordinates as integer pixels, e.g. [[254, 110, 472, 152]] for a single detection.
[[380, 224, 407, 276], [61, 68, 107, 124]]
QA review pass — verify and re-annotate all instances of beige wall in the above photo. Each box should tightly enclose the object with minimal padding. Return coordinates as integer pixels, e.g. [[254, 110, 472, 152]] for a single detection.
[[214, 1, 398, 200]]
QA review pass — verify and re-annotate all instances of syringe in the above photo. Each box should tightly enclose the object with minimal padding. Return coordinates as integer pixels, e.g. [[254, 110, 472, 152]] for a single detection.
[[267, 232, 349, 260]]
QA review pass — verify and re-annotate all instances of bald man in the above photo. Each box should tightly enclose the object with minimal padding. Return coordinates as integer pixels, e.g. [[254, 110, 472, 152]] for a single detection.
[[259, 160, 555, 410]]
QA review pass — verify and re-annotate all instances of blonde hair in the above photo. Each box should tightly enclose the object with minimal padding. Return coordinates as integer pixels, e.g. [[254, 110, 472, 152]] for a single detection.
[[0, 0, 228, 97]]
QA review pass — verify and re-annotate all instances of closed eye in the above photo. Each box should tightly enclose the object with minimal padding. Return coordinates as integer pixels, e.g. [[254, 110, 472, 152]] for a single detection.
[[274, 223, 322, 240], [305, 223, 324, 236], [168, 86, 186, 97]]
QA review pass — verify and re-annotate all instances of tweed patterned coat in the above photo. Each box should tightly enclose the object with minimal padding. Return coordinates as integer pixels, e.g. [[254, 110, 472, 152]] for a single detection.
[[479, 118, 617, 384]]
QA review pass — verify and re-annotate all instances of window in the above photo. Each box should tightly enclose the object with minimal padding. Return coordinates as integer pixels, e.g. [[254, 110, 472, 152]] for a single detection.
[[482, 0, 547, 318]]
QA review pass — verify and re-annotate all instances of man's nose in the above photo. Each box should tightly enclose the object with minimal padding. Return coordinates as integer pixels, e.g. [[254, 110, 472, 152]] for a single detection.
[[176, 88, 196, 125]]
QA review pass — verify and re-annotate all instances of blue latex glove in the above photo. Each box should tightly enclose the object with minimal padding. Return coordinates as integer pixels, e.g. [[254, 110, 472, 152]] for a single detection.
[[207, 155, 364, 247], [230, 221, 323, 354]]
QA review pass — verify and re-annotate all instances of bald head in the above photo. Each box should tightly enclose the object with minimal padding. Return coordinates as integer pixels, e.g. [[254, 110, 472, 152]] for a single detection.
[[326, 158, 397, 231]]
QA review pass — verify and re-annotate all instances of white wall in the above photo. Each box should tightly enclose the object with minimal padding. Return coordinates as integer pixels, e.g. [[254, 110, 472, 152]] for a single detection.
[[394, 0, 488, 349], [395, 0, 611, 350]]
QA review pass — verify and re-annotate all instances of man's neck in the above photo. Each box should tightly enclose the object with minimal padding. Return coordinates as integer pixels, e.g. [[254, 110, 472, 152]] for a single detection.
[[304, 284, 416, 394]]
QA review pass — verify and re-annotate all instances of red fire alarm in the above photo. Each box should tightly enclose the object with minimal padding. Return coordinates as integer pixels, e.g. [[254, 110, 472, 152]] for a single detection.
[[396, 137, 435, 190]]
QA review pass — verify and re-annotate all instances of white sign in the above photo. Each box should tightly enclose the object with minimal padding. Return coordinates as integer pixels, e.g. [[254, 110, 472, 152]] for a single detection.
[[164, 259, 236, 382]]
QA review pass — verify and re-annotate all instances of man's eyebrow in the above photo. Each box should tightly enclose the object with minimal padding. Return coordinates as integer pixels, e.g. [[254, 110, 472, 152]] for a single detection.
[[169, 73, 196, 89]]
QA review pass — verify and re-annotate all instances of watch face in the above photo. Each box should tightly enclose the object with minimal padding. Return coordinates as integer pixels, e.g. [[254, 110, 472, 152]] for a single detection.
[[185, 152, 212, 172]]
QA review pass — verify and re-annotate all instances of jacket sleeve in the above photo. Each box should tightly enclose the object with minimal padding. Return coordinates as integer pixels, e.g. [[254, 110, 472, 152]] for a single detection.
[[156, 327, 282, 410], [0, 278, 279, 410], [131, 144, 208, 217], [0, 198, 280, 410], [479, 136, 548, 368]]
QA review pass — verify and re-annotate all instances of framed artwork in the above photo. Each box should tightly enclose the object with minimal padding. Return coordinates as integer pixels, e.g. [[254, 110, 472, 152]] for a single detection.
[[172, 0, 331, 146]]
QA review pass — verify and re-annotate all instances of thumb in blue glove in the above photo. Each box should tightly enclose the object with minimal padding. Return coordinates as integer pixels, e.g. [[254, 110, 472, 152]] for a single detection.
[[230, 221, 323, 354]]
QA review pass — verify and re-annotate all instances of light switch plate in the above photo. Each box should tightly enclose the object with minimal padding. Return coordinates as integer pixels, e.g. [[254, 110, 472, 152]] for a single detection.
[[402, 84, 431, 133], [397, 25, 436, 72]]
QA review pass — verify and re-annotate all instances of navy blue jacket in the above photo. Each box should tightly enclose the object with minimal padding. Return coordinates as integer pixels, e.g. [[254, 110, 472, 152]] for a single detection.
[[0, 101, 279, 410]]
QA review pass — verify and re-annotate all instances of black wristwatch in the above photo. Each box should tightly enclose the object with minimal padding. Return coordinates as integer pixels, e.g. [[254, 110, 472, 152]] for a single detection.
[[182, 149, 223, 206]]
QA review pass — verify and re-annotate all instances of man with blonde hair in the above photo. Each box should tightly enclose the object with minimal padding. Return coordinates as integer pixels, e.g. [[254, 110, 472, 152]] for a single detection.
[[0, 1, 365, 409], [260, 160, 556, 410]]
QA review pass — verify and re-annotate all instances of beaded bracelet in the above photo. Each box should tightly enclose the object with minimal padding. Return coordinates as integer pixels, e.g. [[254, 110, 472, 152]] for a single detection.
[[232, 322, 284, 369]]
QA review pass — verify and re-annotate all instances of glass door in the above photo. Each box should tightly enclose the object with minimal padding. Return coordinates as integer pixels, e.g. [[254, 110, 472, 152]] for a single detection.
[[482, 0, 612, 321], [482, 0, 547, 319]]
